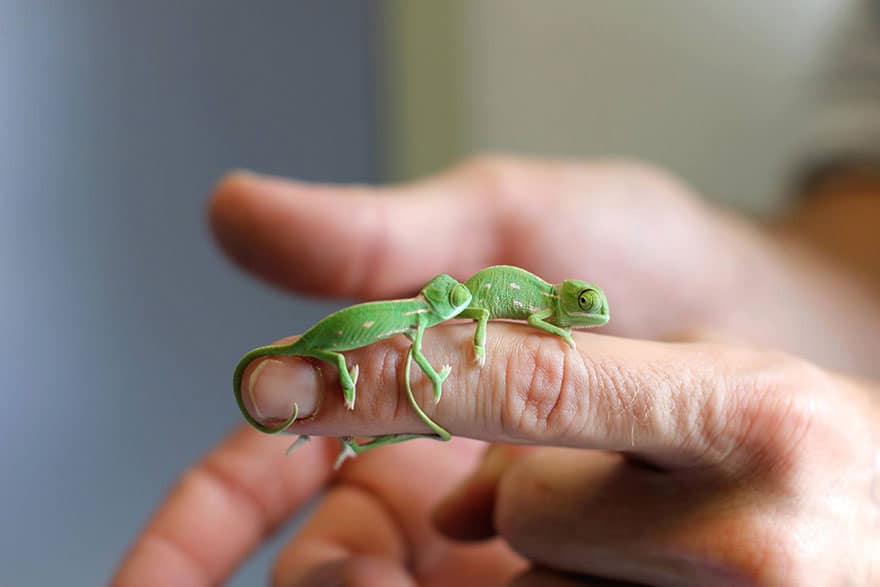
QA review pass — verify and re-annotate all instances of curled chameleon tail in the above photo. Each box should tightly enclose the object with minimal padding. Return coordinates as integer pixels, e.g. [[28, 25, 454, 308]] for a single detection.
[[233, 273, 470, 447], [233, 343, 301, 434], [331, 344, 451, 467]]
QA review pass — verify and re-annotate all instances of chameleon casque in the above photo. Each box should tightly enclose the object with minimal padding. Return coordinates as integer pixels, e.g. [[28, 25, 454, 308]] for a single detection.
[[233, 266, 609, 463]]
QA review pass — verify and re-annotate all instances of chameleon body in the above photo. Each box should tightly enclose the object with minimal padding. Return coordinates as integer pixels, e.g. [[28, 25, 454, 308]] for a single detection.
[[233, 266, 609, 464], [351, 266, 612, 460], [233, 274, 472, 435], [459, 265, 610, 365]]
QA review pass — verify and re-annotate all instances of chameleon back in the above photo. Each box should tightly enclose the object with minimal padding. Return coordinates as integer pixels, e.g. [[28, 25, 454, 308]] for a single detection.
[[463, 265, 557, 320]]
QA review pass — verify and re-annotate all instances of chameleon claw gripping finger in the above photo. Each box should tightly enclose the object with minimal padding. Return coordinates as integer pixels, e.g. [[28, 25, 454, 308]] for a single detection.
[[233, 274, 472, 434], [322, 343, 453, 464]]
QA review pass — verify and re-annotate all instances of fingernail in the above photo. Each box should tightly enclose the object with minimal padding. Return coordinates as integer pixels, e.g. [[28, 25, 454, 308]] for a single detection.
[[246, 358, 323, 423]]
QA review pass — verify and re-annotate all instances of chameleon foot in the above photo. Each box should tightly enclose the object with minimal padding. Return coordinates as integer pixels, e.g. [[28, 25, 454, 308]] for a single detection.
[[473, 347, 486, 367], [430, 364, 452, 404], [285, 435, 311, 456], [334, 439, 358, 469], [343, 364, 360, 410], [350, 363, 360, 385]]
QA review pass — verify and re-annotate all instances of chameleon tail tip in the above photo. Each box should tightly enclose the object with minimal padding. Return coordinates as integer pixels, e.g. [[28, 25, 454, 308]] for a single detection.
[[262, 402, 299, 434]]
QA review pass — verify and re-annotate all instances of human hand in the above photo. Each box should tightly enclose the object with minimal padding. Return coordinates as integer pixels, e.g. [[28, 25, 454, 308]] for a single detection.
[[112, 157, 880, 585], [208, 157, 880, 376]]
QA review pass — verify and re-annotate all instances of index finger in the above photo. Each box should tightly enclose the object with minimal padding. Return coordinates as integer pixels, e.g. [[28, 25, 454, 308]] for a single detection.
[[241, 323, 828, 474], [111, 427, 335, 586]]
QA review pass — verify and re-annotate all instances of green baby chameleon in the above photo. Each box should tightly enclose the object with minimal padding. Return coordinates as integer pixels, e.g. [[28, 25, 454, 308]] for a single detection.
[[377, 265, 611, 452], [232, 265, 609, 464], [459, 265, 610, 366], [232, 273, 472, 436]]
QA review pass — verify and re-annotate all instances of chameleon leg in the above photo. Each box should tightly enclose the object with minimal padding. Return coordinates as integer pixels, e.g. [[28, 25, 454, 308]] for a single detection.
[[310, 350, 358, 409], [408, 323, 450, 403], [458, 307, 490, 366], [527, 308, 576, 349], [332, 345, 453, 467]]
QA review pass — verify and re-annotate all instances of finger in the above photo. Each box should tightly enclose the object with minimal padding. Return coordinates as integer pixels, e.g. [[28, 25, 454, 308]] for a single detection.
[[493, 448, 788, 585], [112, 426, 336, 587], [437, 445, 769, 585], [207, 164, 504, 299], [273, 438, 525, 587], [207, 159, 700, 307], [240, 322, 827, 474]]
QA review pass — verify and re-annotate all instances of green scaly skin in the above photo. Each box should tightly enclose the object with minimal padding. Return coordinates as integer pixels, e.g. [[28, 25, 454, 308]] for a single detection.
[[233, 266, 610, 465], [460, 265, 610, 366], [347, 265, 612, 464], [232, 274, 472, 440]]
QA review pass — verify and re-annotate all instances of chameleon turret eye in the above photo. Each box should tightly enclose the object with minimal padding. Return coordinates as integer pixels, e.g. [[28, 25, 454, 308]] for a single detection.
[[449, 283, 470, 308], [577, 289, 602, 312]]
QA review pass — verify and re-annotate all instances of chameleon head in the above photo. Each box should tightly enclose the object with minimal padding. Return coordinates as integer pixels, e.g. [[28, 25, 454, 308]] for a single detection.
[[421, 274, 473, 320], [556, 280, 610, 327]]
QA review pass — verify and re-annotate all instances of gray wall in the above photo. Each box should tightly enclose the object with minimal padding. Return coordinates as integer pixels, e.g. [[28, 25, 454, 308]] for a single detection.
[[399, 0, 850, 214], [0, 2, 376, 585]]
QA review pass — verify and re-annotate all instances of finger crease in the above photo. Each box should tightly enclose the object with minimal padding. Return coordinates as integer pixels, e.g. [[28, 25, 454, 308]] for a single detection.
[[141, 524, 215, 584], [197, 459, 277, 535], [335, 478, 414, 567]]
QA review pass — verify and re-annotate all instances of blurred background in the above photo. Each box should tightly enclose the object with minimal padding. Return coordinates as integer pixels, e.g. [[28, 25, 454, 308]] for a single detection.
[[0, 1, 857, 584]]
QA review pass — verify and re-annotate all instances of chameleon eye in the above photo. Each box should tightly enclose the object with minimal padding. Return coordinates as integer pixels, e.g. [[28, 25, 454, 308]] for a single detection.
[[449, 283, 470, 308], [577, 289, 601, 312]]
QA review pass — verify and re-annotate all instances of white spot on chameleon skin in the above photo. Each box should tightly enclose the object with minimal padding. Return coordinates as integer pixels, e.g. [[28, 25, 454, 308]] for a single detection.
[[539, 291, 559, 299], [513, 300, 524, 309], [509, 282, 521, 290], [483, 283, 492, 289], [361, 321, 375, 328], [336, 330, 343, 336], [404, 308, 429, 316]]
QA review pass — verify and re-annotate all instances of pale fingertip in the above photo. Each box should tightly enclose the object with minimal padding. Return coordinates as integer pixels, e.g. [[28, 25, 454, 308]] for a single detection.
[[247, 358, 323, 423]]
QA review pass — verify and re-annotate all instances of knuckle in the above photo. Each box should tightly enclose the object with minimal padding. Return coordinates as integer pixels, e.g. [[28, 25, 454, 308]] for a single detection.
[[455, 154, 534, 205], [348, 344, 408, 427], [710, 350, 832, 475], [498, 339, 583, 442]]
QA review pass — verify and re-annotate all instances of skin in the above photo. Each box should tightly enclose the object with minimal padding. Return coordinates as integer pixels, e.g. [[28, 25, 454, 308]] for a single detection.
[[113, 157, 880, 586], [460, 265, 609, 365], [233, 273, 471, 457], [268, 266, 610, 462]]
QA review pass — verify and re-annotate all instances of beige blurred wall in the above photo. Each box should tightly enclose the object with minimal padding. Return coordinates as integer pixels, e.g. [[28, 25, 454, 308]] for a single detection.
[[384, 1, 854, 214]]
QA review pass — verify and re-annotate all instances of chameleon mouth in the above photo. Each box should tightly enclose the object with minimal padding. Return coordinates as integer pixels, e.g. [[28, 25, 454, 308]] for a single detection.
[[568, 311, 609, 321], [571, 312, 610, 326]]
